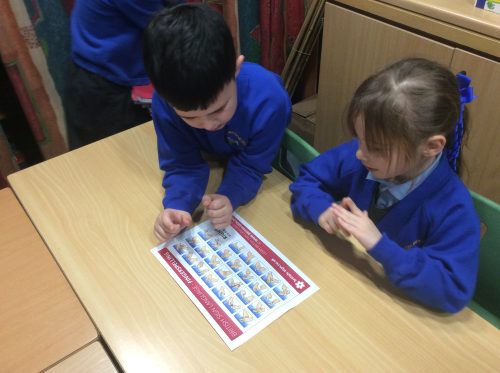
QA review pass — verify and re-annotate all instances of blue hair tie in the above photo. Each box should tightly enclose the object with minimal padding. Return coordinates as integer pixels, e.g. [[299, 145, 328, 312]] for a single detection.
[[446, 73, 476, 172]]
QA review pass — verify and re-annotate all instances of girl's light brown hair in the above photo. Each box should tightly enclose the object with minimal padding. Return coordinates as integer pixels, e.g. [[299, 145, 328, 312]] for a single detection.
[[346, 58, 465, 173]]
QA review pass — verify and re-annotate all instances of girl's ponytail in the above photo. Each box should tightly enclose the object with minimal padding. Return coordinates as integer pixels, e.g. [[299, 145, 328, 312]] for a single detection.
[[446, 73, 476, 173]]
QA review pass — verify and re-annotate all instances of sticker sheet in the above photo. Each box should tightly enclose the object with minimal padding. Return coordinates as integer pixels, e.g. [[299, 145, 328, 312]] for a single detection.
[[151, 212, 319, 350]]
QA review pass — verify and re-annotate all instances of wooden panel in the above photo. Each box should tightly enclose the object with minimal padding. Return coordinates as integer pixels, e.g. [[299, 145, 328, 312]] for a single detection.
[[0, 188, 97, 373], [46, 342, 118, 373], [330, 0, 500, 57], [451, 49, 500, 202], [374, 0, 500, 40], [315, 3, 454, 151]]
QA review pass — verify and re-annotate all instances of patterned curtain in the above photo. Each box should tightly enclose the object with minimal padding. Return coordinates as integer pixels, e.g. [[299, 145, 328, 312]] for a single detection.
[[191, 0, 307, 74], [0, 0, 307, 174], [0, 0, 72, 163]]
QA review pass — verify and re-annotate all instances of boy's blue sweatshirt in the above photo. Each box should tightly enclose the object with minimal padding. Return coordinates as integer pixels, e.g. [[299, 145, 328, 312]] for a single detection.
[[152, 62, 291, 214], [71, 0, 166, 86], [290, 140, 480, 313]]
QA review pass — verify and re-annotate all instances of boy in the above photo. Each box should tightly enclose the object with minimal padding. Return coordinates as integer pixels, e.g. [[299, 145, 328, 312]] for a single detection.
[[143, 4, 291, 242]]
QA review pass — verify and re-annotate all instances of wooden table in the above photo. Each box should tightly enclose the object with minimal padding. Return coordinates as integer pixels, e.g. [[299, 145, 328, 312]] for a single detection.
[[0, 188, 97, 373], [46, 342, 117, 373], [8, 122, 500, 372]]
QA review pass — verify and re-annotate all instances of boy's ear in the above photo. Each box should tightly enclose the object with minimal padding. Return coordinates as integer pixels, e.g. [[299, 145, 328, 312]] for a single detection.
[[235, 55, 245, 77], [423, 135, 446, 157]]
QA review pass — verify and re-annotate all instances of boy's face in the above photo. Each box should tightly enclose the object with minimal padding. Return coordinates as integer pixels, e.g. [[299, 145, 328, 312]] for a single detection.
[[173, 80, 238, 132]]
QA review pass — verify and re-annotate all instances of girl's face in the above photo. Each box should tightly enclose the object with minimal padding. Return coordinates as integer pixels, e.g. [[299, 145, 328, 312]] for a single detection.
[[173, 80, 238, 132], [354, 116, 424, 181]]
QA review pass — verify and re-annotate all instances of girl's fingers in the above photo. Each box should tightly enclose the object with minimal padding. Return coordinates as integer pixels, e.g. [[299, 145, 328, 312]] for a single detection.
[[324, 220, 335, 234], [340, 198, 350, 209], [342, 197, 362, 215], [333, 205, 359, 228], [335, 216, 352, 235], [331, 203, 347, 217]]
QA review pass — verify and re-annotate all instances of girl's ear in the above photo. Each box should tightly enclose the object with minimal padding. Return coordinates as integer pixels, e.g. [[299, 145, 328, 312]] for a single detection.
[[423, 135, 446, 157]]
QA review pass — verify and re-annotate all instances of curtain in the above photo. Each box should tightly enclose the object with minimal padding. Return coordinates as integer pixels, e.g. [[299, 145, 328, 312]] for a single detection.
[[191, 0, 307, 74], [0, 0, 308, 174], [0, 0, 71, 163]]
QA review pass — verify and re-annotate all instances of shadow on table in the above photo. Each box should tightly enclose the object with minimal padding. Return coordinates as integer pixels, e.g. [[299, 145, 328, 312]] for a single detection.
[[293, 217, 476, 325]]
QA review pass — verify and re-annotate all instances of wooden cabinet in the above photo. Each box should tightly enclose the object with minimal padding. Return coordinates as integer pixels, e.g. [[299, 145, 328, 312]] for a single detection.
[[450, 50, 500, 201], [315, 1, 500, 202], [316, 5, 455, 153]]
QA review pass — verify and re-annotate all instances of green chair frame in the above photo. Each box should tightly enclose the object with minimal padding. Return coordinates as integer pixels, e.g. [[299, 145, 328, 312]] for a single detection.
[[273, 128, 320, 180], [468, 191, 500, 328]]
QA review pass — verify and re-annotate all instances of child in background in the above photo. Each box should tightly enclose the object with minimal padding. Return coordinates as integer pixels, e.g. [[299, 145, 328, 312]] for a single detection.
[[65, 0, 174, 149], [289, 58, 479, 313], [143, 4, 291, 242]]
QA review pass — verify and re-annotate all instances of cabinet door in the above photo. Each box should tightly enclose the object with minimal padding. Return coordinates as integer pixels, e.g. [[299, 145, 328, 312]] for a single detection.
[[315, 3, 454, 151], [451, 50, 500, 202]]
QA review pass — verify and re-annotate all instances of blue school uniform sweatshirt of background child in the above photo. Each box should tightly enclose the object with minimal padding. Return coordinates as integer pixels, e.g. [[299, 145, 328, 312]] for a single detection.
[[152, 62, 292, 214], [289, 140, 480, 313], [71, 0, 169, 86]]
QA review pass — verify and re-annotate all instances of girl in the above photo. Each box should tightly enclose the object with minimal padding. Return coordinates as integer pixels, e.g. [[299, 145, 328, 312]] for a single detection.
[[289, 58, 479, 313]]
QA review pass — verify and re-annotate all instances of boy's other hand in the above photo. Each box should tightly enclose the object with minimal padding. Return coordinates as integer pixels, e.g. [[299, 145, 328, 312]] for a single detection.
[[202, 194, 233, 230], [331, 197, 382, 250], [154, 208, 192, 242]]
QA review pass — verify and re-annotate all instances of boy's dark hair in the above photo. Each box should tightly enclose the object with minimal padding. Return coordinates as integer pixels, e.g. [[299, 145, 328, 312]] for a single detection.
[[143, 3, 236, 111], [346, 58, 467, 174]]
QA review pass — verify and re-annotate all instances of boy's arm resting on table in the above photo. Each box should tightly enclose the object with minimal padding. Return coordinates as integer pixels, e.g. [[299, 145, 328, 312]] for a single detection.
[[217, 104, 291, 210], [153, 107, 209, 214], [290, 141, 358, 224], [369, 201, 480, 313]]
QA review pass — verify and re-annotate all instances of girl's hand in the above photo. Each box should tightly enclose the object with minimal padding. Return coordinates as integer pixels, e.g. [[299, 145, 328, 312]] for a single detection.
[[202, 194, 233, 229], [318, 204, 339, 234], [331, 197, 382, 250]]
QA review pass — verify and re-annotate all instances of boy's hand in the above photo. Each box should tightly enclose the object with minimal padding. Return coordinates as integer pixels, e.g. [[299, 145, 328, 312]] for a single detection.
[[202, 194, 233, 229], [154, 208, 192, 242], [331, 197, 382, 250]]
